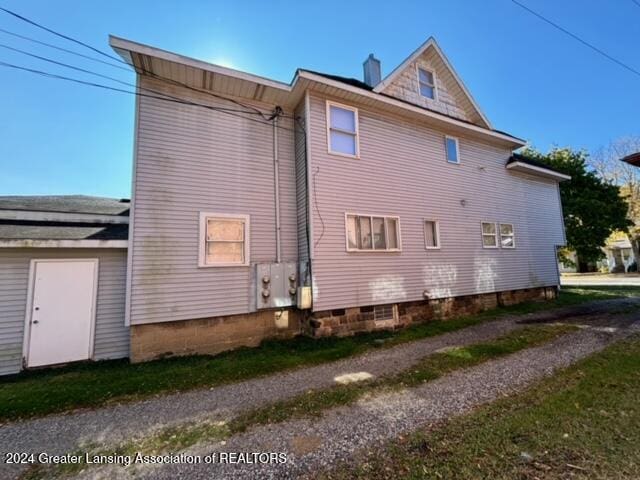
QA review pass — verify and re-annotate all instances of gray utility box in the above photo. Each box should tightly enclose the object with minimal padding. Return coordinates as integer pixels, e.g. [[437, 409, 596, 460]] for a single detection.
[[256, 262, 297, 309]]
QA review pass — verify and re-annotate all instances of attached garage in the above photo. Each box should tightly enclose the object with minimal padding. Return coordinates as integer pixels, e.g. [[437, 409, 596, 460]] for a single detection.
[[0, 196, 130, 375]]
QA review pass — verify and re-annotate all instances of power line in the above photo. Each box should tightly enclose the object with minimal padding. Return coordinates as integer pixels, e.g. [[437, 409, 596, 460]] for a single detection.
[[0, 27, 130, 71], [0, 60, 297, 132], [0, 42, 275, 117], [0, 6, 122, 62], [0, 5, 284, 119], [511, 0, 640, 79], [632, 0, 640, 9]]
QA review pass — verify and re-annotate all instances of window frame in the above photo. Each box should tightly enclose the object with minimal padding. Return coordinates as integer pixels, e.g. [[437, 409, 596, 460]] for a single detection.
[[445, 135, 460, 164], [344, 213, 402, 253], [198, 212, 250, 267], [416, 66, 437, 100], [423, 219, 441, 250], [499, 223, 516, 249], [326, 100, 360, 159], [481, 221, 499, 249]]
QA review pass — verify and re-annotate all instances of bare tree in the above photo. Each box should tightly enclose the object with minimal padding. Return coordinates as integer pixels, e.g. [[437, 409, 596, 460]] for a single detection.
[[590, 136, 640, 265]]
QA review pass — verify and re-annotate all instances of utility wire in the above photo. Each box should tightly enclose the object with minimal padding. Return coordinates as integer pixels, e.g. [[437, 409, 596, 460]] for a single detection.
[[0, 5, 285, 119], [511, 0, 640, 79], [0, 27, 130, 71], [0, 42, 276, 117], [632, 0, 640, 9], [0, 60, 297, 132]]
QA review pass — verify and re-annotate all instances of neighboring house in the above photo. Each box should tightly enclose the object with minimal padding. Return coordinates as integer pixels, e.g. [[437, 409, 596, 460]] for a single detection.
[[0, 196, 129, 375], [0, 36, 570, 374]]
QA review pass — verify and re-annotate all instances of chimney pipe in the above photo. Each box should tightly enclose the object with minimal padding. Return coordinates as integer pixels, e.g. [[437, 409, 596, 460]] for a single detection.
[[363, 53, 381, 87]]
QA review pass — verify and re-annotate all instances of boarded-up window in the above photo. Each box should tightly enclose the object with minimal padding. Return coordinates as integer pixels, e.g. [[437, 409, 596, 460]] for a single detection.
[[500, 223, 515, 248], [424, 220, 440, 249], [481, 222, 498, 248], [345, 214, 401, 251], [327, 102, 359, 157], [199, 213, 249, 266]]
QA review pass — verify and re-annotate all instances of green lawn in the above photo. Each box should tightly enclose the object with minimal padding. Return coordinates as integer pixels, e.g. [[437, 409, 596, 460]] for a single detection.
[[327, 335, 640, 479], [0, 285, 637, 421]]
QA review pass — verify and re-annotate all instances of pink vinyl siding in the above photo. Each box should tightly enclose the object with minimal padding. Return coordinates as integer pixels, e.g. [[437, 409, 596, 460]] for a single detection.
[[306, 93, 564, 312], [128, 77, 298, 325]]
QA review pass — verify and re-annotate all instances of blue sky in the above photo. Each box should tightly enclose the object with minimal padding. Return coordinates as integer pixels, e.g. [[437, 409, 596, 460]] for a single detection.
[[0, 0, 638, 198]]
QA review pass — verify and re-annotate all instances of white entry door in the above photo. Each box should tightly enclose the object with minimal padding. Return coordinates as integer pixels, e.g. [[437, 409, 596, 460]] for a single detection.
[[27, 259, 98, 367]]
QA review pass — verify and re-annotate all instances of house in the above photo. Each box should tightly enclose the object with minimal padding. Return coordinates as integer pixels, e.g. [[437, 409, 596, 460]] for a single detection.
[[0, 196, 129, 375], [0, 36, 570, 374]]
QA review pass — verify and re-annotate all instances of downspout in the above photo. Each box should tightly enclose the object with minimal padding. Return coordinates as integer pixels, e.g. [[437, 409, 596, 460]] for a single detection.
[[273, 107, 282, 263]]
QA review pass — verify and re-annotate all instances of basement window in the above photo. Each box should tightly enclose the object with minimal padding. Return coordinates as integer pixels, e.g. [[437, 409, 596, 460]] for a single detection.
[[500, 223, 515, 248], [198, 212, 250, 267], [417, 67, 436, 99], [346, 214, 401, 252], [326, 101, 359, 157], [374, 304, 395, 321], [481, 222, 498, 248]]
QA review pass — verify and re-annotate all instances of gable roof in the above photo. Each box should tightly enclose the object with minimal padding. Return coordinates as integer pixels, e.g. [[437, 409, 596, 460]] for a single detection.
[[372, 37, 492, 129], [110, 35, 526, 149]]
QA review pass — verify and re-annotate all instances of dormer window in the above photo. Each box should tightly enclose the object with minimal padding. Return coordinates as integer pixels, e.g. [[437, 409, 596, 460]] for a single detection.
[[418, 67, 436, 99]]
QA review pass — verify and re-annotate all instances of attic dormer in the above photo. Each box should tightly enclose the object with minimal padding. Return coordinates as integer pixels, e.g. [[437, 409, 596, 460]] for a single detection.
[[367, 38, 491, 129]]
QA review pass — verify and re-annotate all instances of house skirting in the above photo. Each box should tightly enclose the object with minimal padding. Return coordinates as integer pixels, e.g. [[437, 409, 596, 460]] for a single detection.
[[305, 286, 558, 337], [130, 286, 557, 362], [130, 309, 301, 362]]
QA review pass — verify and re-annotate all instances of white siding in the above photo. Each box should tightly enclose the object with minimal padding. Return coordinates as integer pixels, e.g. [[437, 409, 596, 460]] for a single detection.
[[0, 248, 128, 375], [129, 77, 298, 325], [306, 93, 564, 312]]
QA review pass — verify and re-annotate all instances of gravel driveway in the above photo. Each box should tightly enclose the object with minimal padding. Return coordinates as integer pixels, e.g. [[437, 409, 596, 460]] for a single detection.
[[133, 323, 640, 480], [1, 298, 638, 479]]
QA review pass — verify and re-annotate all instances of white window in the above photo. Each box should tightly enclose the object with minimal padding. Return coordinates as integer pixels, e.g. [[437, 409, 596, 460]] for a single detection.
[[326, 101, 359, 157], [500, 223, 515, 248], [424, 220, 440, 249], [198, 212, 250, 267], [481, 222, 498, 248], [417, 67, 436, 99], [374, 304, 395, 321], [445, 136, 459, 164], [346, 214, 400, 252]]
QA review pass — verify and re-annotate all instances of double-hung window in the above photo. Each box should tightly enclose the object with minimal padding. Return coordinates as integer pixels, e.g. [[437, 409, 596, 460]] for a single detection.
[[424, 220, 440, 249], [198, 213, 250, 266], [500, 223, 515, 248], [327, 101, 359, 157], [346, 214, 400, 251], [417, 67, 436, 99], [481, 222, 498, 248]]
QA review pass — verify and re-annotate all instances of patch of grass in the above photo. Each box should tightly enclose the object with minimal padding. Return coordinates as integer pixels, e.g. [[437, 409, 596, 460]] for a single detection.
[[25, 325, 575, 480], [0, 286, 631, 421], [327, 335, 640, 480]]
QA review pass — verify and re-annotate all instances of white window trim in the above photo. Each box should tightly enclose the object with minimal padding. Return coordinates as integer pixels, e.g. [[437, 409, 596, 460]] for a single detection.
[[499, 223, 516, 249], [326, 100, 360, 159], [424, 219, 441, 250], [198, 212, 250, 267], [344, 212, 402, 252], [445, 135, 460, 164], [416, 65, 437, 101], [481, 221, 499, 249]]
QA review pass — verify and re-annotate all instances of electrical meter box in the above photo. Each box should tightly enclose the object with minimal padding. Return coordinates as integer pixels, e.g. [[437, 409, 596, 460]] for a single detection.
[[256, 262, 297, 309]]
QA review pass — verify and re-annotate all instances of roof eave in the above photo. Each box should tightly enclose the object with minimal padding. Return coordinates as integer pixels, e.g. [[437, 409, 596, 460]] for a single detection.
[[506, 161, 571, 181]]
